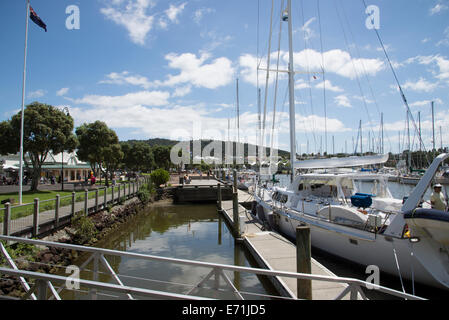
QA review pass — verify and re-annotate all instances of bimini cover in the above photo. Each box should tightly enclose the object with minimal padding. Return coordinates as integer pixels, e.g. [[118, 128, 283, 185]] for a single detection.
[[294, 154, 389, 169]]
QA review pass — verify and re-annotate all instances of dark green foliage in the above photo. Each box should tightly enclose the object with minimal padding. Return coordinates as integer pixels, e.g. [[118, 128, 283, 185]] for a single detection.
[[0, 102, 78, 191], [150, 169, 170, 187], [121, 141, 155, 173], [71, 212, 97, 245], [76, 121, 123, 186], [137, 182, 155, 205]]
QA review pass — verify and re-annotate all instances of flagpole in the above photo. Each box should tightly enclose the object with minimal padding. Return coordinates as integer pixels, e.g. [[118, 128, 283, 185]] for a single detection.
[[19, 0, 30, 204]]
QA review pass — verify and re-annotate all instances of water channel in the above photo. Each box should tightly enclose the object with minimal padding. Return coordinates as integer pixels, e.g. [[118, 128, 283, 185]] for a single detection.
[[62, 203, 279, 300]]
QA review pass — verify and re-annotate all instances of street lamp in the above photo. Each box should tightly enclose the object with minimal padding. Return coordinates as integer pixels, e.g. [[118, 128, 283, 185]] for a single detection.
[[60, 107, 70, 191]]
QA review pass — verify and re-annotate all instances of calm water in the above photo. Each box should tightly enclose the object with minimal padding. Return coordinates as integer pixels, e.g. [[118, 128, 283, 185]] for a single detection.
[[63, 203, 278, 300], [275, 174, 448, 299]]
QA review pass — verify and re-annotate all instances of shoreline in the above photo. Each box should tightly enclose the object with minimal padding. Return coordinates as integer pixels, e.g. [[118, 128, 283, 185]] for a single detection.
[[0, 191, 174, 298]]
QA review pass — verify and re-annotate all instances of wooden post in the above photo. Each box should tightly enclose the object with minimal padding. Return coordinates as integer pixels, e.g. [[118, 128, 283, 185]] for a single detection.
[[118, 184, 121, 203], [217, 183, 222, 211], [104, 187, 107, 208], [95, 189, 99, 212], [33, 198, 39, 237], [233, 169, 238, 192], [84, 189, 89, 216], [71, 192, 76, 216], [296, 225, 312, 300], [232, 192, 240, 237], [3, 203, 11, 236], [55, 195, 60, 228], [111, 186, 115, 204]]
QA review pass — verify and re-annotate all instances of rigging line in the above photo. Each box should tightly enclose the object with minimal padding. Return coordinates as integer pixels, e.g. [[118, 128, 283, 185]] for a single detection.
[[360, 0, 430, 165], [339, 2, 393, 154], [262, 0, 275, 147], [270, 0, 285, 156], [295, 86, 313, 151], [335, 0, 376, 149], [317, 0, 328, 155], [300, 0, 318, 152]]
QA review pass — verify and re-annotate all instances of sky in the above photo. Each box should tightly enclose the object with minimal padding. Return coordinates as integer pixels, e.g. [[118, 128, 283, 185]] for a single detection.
[[1, 0, 448, 156]]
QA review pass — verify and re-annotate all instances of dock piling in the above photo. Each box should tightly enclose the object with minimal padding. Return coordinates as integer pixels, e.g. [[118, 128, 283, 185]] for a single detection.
[[232, 192, 240, 238], [217, 183, 222, 211], [296, 225, 312, 300]]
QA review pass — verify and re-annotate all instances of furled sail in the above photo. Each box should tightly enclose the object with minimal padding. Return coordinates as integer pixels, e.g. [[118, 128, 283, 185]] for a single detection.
[[294, 154, 389, 169]]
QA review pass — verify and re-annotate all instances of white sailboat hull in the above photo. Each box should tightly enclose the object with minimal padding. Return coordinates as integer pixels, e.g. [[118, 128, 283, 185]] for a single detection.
[[255, 195, 449, 290]]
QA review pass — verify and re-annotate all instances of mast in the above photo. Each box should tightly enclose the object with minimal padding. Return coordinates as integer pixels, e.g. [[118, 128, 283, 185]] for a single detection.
[[381, 112, 384, 154], [418, 111, 421, 168], [359, 120, 363, 155], [432, 101, 435, 152], [287, 0, 296, 182], [236, 78, 240, 144], [407, 109, 411, 170]]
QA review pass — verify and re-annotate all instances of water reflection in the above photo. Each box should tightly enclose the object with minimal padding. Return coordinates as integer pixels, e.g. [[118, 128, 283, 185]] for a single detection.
[[63, 204, 277, 300]]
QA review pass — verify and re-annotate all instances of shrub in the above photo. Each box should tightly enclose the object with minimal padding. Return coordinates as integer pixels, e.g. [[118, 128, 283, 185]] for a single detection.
[[150, 169, 170, 187], [137, 188, 150, 205], [71, 212, 97, 245]]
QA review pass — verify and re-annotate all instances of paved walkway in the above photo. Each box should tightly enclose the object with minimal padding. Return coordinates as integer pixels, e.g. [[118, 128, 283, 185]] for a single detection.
[[1, 183, 139, 237]]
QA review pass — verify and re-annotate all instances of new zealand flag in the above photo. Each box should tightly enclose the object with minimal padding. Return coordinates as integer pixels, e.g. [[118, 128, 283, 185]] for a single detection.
[[30, 6, 47, 32]]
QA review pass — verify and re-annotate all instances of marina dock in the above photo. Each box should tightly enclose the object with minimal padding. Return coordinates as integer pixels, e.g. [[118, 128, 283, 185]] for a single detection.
[[219, 196, 351, 300]]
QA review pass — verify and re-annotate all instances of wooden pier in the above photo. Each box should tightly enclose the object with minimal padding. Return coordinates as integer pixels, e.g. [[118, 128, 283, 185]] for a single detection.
[[219, 197, 351, 300]]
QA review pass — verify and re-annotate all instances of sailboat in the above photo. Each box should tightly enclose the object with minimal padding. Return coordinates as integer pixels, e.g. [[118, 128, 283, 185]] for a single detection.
[[254, 0, 449, 291]]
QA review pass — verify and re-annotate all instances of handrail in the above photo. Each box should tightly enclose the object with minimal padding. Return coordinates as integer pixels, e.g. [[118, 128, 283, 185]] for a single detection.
[[0, 267, 210, 300], [0, 235, 425, 300]]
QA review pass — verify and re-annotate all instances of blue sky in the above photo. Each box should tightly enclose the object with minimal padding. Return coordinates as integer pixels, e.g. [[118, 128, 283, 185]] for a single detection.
[[1, 0, 448, 155]]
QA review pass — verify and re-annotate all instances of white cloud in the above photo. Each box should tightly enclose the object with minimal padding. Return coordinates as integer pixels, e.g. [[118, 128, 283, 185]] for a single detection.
[[172, 85, 192, 97], [295, 79, 311, 90], [193, 8, 215, 25], [409, 98, 443, 107], [436, 26, 449, 47], [430, 3, 448, 15], [56, 88, 69, 96], [334, 95, 352, 108], [402, 77, 438, 92], [301, 17, 316, 41], [165, 2, 187, 23], [405, 54, 449, 86], [315, 80, 343, 92], [156, 52, 235, 89], [27, 89, 46, 99], [291, 49, 384, 80], [74, 90, 170, 108], [100, 71, 153, 89], [100, 0, 155, 45]]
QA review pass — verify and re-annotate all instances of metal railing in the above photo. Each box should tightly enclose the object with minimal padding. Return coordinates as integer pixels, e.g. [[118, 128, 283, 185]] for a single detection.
[[0, 235, 425, 300], [1, 178, 149, 238]]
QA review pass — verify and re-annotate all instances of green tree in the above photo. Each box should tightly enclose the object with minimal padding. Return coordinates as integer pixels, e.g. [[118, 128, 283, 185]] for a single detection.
[[152, 145, 171, 170], [102, 143, 124, 185], [75, 121, 122, 186], [0, 102, 77, 191], [122, 141, 154, 173]]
